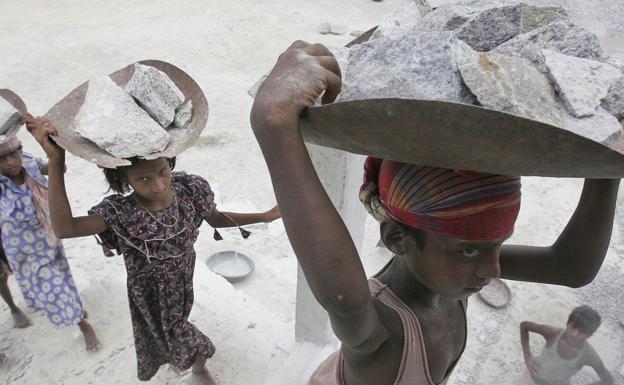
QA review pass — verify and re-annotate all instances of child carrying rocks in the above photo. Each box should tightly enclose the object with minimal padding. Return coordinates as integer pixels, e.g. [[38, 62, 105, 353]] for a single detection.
[[25, 114, 279, 384], [0, 134, 100, 351]]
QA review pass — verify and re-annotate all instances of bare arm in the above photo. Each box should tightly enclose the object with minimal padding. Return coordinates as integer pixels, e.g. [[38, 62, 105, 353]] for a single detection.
[[39, 162, 66, 175], [206, 206, 280, 228], [500, 179, 620, 287], [585, 346, 614, 385], [520, 322, 558, 376], [24, 115, 108, 239], [250, 41, 387, 351]]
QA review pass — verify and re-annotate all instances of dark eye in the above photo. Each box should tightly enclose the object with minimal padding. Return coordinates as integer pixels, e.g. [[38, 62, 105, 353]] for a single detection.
[[460, 249, 480, 260], [138, 177, 149, 183]]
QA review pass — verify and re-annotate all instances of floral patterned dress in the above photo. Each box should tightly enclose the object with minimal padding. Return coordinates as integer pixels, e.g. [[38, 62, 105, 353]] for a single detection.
[[89, 172, 216, 381]]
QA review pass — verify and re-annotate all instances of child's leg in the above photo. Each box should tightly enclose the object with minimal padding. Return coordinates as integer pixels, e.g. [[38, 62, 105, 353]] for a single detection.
[[191, 356, 217, 385], [77, 313, 101, 352], [0, 269, 31, 328]]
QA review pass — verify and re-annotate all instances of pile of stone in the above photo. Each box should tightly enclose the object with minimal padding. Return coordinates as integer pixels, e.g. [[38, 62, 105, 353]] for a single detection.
[[0, 95, 22, 137], [335, 0, 624, 145], [247, 0, 624, 146], [71, 63, 193, 159]]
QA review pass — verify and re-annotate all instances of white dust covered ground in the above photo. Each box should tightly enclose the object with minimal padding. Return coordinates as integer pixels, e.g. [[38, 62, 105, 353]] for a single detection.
[[0, 1, 623, 384]]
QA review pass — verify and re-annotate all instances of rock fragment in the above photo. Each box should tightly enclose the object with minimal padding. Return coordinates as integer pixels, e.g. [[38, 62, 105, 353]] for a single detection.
[[458, 52, 562, 126], [174, 100, 193, 129], [125, 63, 185, 128], [0, 97, 21, 136], [563, 108, 623, 145], [338, 31, 478, 104], [72, 76, 170, 159], [519, 4, 567, 33], [543, 49, 621, 117], [493, 19, 604, 73]]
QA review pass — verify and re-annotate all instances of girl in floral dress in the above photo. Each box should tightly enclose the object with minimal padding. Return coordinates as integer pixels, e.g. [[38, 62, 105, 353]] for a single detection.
[[25, 115, 279, 384], [0, 135, 100, 350]]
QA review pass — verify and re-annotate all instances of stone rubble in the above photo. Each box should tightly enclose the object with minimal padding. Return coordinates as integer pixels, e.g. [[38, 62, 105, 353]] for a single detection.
[[0, 96, 21, 136], [125, 63, 185, 128], [543, 49, 621, 118], [174, 100, 193, 129], [72, 76, 170, 159]]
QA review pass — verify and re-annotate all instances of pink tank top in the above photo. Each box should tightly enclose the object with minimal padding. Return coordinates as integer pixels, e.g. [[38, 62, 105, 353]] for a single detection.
[[308, 278, 466, 385]]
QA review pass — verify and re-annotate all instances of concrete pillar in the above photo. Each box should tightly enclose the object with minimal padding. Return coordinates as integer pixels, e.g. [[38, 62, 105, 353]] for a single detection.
[[294, 144, 368, 344]]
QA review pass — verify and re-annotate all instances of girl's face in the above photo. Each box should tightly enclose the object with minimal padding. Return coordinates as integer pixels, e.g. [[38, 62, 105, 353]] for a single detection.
[[123, 158, 172, 202], [0, 148, 23, 177]]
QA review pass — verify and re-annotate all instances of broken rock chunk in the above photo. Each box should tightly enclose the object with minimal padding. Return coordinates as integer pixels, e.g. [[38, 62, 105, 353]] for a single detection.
[[125, 63, 185, 128], [493, 19, 604, 73], [72, 76, 170, 159], [338, 31, 478, 104], [563, 107, 623, 145], [370, 0, 431, 40], [458, 52, 562, 126], [0, 97, 21, 136], [174, 100, 193, 129], [519, 4, 567, 33], [543, 50, 621, 118]]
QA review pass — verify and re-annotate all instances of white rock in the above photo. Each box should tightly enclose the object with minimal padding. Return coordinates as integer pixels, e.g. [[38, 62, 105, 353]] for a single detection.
[[0, 97, 21, 136], [337, 31, 478, 104], [125, 63, 185, 128], [458, 52, 563, 126], [72, 76, 170, 158], [543, 50, 621, 118], [563, 107, 623, 145], [174, 100, 193, 129]]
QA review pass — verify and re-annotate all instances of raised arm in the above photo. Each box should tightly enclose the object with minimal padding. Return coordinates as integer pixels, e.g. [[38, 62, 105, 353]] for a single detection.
[[250, 41, 387, 350], [23, 115, 108, 239], [585, 346, 614, 385], [206, 206, 280, 228], [500, 179, 620, 287]]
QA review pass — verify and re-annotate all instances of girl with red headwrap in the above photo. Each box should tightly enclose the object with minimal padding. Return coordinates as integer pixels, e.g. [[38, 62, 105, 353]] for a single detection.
[[250, 41, 621, 385]]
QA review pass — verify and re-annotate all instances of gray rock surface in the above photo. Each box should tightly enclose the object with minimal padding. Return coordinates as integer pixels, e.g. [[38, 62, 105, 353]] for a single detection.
[[370, 0, 430, 40], [520, 4, 567, 33], [72, 76, 170, 158], [337, 31, 478, 103], [602, 77, 624, 120], [455, 4, 523, 51], [563, 107, 623, 144], [417, 0, 514, 32], [174, 100, 193, 129], [0, 97, 21, 136], [493, 19, 604, 73], [543, 50, 621, 118], [458, 52, 563, 126], [125, 63, 185, 128]]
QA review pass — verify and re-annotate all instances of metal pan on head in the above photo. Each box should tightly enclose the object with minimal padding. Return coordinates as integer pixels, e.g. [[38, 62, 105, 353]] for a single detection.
[[0, 89, 27, 138], [299, 28, 624, 178], [44, 60, 208, 168]]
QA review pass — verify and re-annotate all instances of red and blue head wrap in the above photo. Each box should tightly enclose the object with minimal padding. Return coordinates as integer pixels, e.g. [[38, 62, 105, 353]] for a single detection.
[[360, 157, 521, 241]]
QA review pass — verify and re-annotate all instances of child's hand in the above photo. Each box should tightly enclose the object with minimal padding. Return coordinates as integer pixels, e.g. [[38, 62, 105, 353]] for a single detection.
[[251, 41, 342, 132], [23, 114, 64, 161], [263, 205, 281, 223]]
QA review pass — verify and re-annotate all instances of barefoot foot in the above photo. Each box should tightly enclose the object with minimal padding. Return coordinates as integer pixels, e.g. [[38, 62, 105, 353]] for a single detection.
[[191, 358, 217, 385], [11, 309, 32, 328], [78, 319, 101, 352]]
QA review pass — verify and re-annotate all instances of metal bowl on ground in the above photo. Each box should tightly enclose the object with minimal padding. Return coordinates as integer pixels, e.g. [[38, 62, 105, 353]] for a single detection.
[[478, 278, 512, 308], [206, 251, 255, 283]]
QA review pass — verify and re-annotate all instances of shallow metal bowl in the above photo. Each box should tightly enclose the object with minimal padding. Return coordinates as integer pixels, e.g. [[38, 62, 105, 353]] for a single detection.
[[206, 251, 254, 283]]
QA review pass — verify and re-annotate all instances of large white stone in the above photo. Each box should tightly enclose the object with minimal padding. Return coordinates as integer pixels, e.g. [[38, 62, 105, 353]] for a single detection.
[[493, 19, 604, 73], [337, 31, 478, 104], [458, 52, 563, 126], [125, 63, 185, 128], [0, 97, 21, 136], [543, 49, 621, 118], [72, 76, 170, 159]]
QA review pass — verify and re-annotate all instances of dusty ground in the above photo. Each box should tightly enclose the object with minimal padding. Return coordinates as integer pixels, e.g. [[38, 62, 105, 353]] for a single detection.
[[1, 1, 623, 384]]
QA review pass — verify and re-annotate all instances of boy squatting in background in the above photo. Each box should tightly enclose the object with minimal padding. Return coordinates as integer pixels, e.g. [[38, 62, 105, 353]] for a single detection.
[[0, 135, 100, 351], [519, 305, 613, 385], [250, 41, 621, 385], [25, 115, 280, 384]]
